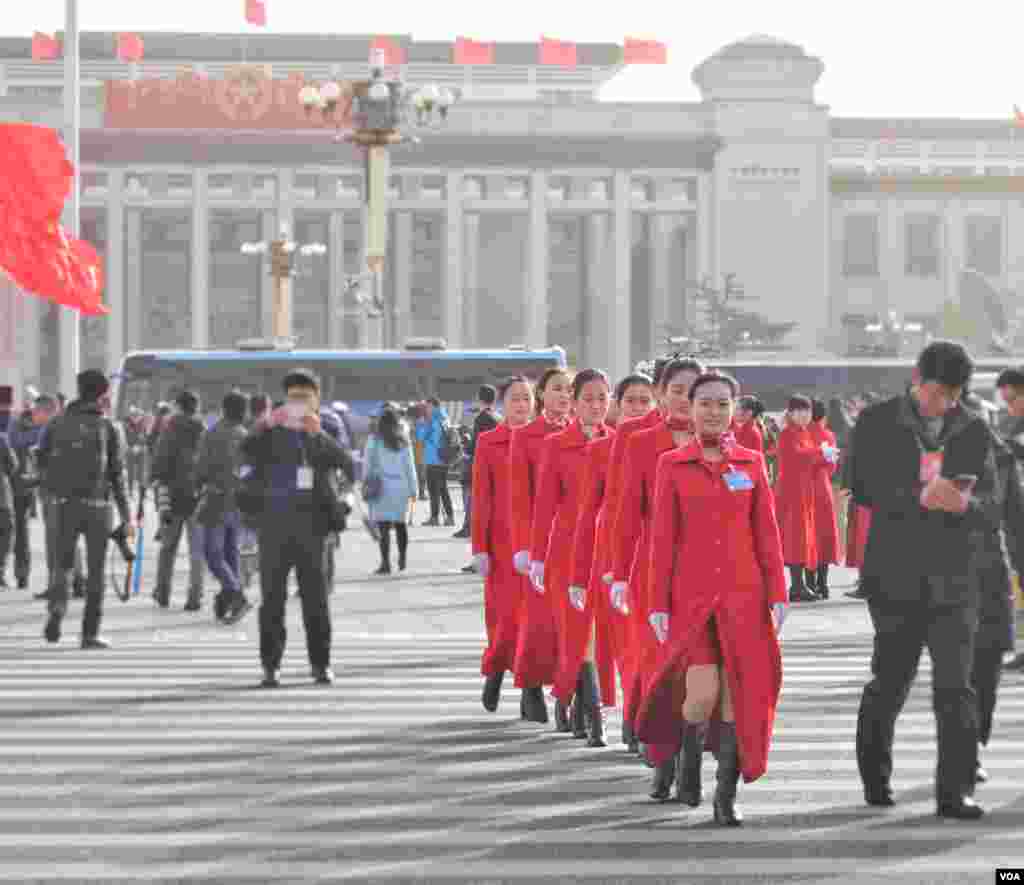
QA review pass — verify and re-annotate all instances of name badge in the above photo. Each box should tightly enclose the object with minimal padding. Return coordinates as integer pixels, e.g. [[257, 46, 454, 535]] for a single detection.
[[723, 468, 754, 492], [296, 466, 314, 491]]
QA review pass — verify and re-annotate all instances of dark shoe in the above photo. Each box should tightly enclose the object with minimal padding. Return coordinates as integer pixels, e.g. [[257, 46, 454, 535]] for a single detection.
[[44, 611, 62, 644], [579, 662, 606, 748], [649, 757, 676, 801], [570, 689, 588, 739], [0, 576, 7, 589], [373, 563, 391, 576], [421, 519, 439, 527], [520, 692, 527, 720], [790, 586, 818, 603], [864, 785, 895, 807], [261, 668, 281, 688], [221, 595, 252, 625], [712, 722, 743, 826], [482, 672, 504, 712], [844, 588, 867, 599], [521, 686, 548, 723], [461, 563, 477, 574], [444, 516, 456, 528], [80, 636, 112, 650], [1004, 653, 1024, 671], [452, 529, 470, 539], [184, 597, 202, 613], [974, 764, 989, 784], [398, 552, 407, 572], [936, 797, 985, 820], [312, 667, 335, 685], [213, 592, 229, 622], [676, 720, 708, 807], [35, 588, 56, 601], [17, 577, 28, 590], [153, 589, 170, 609], [554, 698, 572, 733]]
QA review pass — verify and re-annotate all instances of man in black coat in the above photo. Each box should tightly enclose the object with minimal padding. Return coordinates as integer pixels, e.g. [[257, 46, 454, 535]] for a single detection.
[[850, 341, 996, 819], [996, 367, 1024, 672]]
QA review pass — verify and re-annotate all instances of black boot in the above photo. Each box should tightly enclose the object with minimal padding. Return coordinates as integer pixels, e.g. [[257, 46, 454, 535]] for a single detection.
[[481, 672, 504, 712], [675, 720, 708, 807], [815, 564, 830, 600], [579, 662, 606, 748], [622, 720, 640, 752], [521, 686, 548, 724], [520, 692, 527, 720], [554, 698, 571, 733], [650, 756, 676, 801], [570, 679, 588, 739], [713, 722, 743, 826], [788, 565, 817, 603]]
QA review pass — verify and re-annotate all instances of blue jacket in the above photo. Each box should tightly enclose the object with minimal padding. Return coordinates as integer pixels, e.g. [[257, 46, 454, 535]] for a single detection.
[[416, 408, 449, 467], [364, 435, 419, 523]]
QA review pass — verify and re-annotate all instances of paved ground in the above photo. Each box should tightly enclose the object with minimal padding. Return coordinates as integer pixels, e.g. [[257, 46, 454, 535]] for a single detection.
[[1, 499, 1023, 884]]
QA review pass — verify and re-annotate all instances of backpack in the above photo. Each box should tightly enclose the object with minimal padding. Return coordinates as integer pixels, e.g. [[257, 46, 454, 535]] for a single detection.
[[438, 421, 464, 466], [45, 410, 109, 500]]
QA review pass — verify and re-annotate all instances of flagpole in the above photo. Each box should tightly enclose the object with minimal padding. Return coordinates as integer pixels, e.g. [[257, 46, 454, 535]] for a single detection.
[[58, 0, 81, 398]]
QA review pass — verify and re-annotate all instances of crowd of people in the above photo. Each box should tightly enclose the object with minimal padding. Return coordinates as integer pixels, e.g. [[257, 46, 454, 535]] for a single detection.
[[2, 338, 1023, 825]]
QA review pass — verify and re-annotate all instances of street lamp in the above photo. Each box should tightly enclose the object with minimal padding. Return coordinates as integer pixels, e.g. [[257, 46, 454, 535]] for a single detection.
[[239, 222, 326, 347]]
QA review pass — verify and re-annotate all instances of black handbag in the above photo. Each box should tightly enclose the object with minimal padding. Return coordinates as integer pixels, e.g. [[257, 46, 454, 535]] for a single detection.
[[362, 441, 383, 502]]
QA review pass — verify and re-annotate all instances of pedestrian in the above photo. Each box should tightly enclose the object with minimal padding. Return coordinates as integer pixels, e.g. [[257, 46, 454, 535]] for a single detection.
[[529, 369, 614, 745], [409, 404, 428, 503], [473, 376, 535, 714], [851, 340, 996, 819], [610, 358, 703, 796], [806, 398, 841, 599], [123, 407, 148, 497], [509, 367, 573, 724], [7, 394, 44, 590], [364, 405, 418, 575], [241, 369, 354, 688], [0, 432, 19, 589], [731, 395, 765, 453], [36, 369, 134, 648], [416, 398, 456, 527], [996, 367, 1024, 671], [635, 371, 787, 826], [454, 385, 500, 540], [151, 391, 207, 611], [194, 390, 252, 625]]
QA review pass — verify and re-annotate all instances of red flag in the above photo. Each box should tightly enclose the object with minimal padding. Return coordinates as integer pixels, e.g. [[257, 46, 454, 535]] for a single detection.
[[370, 36, 405, 66], [623, 37, 667, 64], [245, 0, 267, 27], [454, 36, 494, 65], [31, 32, 61, 61], [115, 33, 145, 63], [539, 36, 576, 68]]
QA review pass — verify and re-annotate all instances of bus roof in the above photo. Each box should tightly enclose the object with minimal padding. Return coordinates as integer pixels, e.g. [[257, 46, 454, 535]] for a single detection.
[[120, 348, 567, 366]]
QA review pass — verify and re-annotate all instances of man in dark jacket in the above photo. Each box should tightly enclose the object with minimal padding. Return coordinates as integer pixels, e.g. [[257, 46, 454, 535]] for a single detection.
[[850, 341, 997, 819], [0, 434, 19, 588], [242, 369, 354, 688], [7, 402, 41, 589], [36, 370, 133, 647], [151, 391, 206, 610], [195, 390, 251, 625], [454, 385, 500, 541], [996, 367, 1024, 672]]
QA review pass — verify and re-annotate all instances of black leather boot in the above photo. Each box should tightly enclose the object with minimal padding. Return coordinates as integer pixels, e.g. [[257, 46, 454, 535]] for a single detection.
[[481, 672, 504, 712], [815, 564, 830, 600], [570, 678, 588, 739], [788, 565, 817, 603], [579, 662, 606, 748], [649, 756, 676, 802], [675, 720, 708, 807], [520, 691, 527, 720], [713, 722, 743, 826], [554, 698, 571, 733], [521, 686, 548, 724]]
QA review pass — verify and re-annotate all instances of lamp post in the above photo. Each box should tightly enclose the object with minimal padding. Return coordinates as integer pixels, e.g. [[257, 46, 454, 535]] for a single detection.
[[58, 0, 81, 397], [240, 223, 326, 347], [298, 50, 460, 347]]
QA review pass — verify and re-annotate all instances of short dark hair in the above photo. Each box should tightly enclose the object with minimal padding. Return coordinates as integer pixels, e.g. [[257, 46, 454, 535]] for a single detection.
[[175, 391, 199, 416], [788, 394, 812, 411], [572, 368, 610, 399], [662, 358, 705, 390], [811, 398, 826, 422], [996, 367, 1024, 390], [614, 373, 654, 403], [282, 369, 320, 393], [478, 385, 497, 406], [76, 369, 109, 403], [916, 340, 973, 388], [222, 390, 247, 423], [498, 375, 531, 401], [737, 395, 764, 418], [427, 397, 441, 408], [689, 371, 738, 402]]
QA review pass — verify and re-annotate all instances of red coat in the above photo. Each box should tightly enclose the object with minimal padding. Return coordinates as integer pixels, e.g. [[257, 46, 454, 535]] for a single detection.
[[472, 423, 528, 677], [731, 418, 764, 453], [846, 503, 872, 568], [774, 425, 827, 567], [808, 421, 841, 565], [566, 433, 618, 706], [509, 415, 566, 687], [529, 421, 614, 704], [636, 441, 786, 782], [612, 420, 678, 727]]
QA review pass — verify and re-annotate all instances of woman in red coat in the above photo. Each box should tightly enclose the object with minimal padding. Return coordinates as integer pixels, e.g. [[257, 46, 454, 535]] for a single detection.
[[636, 372, 787, 826], [611, 358, 703, 789], [774, 395, 827, 603], [806, 399, 841, 598], [731, 395, 765, 453], [473, 376, 537, 715], [568, 373, 656, 745], [509, 367, 573, 724], [529, 369, 613, 742]]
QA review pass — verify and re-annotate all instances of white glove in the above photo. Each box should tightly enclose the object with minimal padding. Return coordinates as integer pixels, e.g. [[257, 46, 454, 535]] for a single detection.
[[529, 561, 545, 593], [772, 602, 788, 635], [610, 581, 629, 615], [513, 550, 531, 574], [648, 611, 669, 644], [473, 553, 491, 579], [602, 572, 613, 586], [568, 585, 585, 611]]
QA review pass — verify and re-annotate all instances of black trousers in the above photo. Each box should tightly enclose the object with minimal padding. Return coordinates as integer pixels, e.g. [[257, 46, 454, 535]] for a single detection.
[[377, 521, 408, 564], [426, 465, 453, 522], [12, 494, 33, 583], [0, 509, 11, 580], [856, 580, 979, 803], [972, 643, 1004, 747], [48, 499, 112, 640], [258, 513, 331, 671]]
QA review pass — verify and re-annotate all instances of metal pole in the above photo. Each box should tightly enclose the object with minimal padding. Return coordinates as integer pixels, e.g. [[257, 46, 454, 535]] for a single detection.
[[58, 0, 81, 396]]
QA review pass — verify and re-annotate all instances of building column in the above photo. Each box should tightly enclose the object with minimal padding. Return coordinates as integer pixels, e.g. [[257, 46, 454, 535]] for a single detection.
[[104, 171, 125, 375], [943, 200, 964, 307], [393, 210, 413, 346], [0, 279, 23, 397], [696, 170, 716, 286], [260, 210, 276, 339], [190, 169, 209, 349], [878, 200, 900, 318], [648, 213, 672, 353], [609, 170, 633, 382], [463, 212, 481, 348], [444, 171, 464, 348], [526, 170, 549, 348], [328, 211, 346, 349], [123, 208, 143, 353], [584, 213, 610, 368]]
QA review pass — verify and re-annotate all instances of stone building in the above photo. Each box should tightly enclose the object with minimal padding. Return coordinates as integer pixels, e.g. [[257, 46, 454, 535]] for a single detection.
[[1, 31, 1022, 396]]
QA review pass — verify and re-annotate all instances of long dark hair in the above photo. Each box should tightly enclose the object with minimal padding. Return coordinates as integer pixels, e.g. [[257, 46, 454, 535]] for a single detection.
[[661, 358, 705, 389], [376, 406, 409, 451]]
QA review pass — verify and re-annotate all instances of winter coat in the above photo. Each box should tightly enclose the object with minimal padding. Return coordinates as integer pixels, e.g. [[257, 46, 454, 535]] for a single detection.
[[415, 408, 450, 467], [364, 435, 418, 524], [774, 425, 825, 567], [808, 420, 841, 565], [194, 419, 248, 527]]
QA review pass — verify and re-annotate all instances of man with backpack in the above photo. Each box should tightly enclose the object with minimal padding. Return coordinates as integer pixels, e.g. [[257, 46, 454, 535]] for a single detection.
[[151, 391, 207, 611], [36, 370, 133, 647], [415, 398, 457, 527]]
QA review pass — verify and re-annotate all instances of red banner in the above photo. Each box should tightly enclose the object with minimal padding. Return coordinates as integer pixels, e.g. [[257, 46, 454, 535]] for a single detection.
[[370, 35, 405, 66], [245, 0, 267, 26], [454, 36, 494, 65], [623, 37, 667, 64], [116, 33, 144, 63], [539, 36, 576, 67], [31, 32, 61, 61]]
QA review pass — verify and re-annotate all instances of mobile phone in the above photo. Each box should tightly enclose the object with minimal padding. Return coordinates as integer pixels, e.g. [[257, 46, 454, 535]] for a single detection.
[[953, 474, 978, 492]]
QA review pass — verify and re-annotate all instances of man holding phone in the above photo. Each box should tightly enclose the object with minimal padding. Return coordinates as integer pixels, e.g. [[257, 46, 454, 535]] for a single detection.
[[850, 341, 998, 820]]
